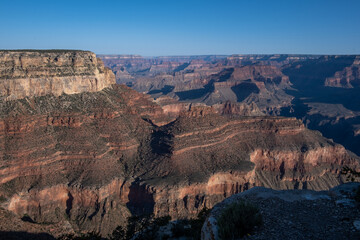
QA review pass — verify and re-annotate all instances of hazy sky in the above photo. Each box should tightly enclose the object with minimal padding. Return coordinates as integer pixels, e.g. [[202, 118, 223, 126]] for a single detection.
[[1, 0, 359, 56]]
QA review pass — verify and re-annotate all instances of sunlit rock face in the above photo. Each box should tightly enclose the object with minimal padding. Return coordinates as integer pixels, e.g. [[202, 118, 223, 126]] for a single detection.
[[0, 51, 358, 237], [0, 50, 115, 100]]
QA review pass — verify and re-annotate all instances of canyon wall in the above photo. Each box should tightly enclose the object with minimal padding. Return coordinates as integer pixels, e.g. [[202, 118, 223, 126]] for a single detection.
[[325, 57, 360, 88], [0, 50, 115, 100], [103, 54, 360, 157], [0, 51, 359, 237]]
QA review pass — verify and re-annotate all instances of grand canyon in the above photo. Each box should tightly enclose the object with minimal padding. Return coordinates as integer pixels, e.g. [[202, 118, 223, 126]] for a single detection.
[[0, 50, 359, 239]]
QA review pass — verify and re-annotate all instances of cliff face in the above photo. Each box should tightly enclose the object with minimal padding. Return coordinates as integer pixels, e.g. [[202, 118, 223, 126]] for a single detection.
[[0, 51, 359, 237], [325, 57, 360, 88], [0, 50, 115, 100], [154, 96, 264, 119]]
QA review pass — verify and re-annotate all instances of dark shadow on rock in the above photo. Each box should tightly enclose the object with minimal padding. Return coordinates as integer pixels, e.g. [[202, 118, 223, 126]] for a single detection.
[[0, 231, 55, 240], [231, 82, 260, 102], [66, 192, 73, 218], [126, 182, 155, 216], [142, 117, 174, 156], [150, 127, 173, 156], [148, 85, 175, 95], [217, 68, 234, 82], [20, 215, 36, 223], [280, 56, 360, 156], [174, 62, 190, 72], [175, 88, 209, 100], [175, 80, 215, 101]]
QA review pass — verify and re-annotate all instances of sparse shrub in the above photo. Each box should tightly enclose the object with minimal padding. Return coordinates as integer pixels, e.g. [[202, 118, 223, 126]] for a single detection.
[[110, 208, 210, 240], [108, 226, 125, 240], [125, 214, 152, 239], [110, 214, 172, 240], [216, 200, 262, 240], [171, 206, 211, 239]]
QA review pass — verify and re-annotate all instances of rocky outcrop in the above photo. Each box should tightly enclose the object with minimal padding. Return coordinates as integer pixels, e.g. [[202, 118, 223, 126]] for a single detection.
[[155, 96, 264, 119], [202, 182, 360, 240], [0, 50, 115, 100]]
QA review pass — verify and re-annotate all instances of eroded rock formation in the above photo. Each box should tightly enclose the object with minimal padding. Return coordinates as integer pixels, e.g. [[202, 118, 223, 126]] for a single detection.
[[0, 50, 115, 100], [102, 54, 360, 157], [0, 51, 359, 238], [325, 57, 360, 88]]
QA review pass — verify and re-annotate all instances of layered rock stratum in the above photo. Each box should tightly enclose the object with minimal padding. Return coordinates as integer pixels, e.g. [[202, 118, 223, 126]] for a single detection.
[[0, 50, 115, 100], [0, 51, 359, 238], [101, 54, 360, 157]]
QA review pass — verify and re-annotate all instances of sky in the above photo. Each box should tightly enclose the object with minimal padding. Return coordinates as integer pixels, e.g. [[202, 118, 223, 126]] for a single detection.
[[0, 0, 359, 56]]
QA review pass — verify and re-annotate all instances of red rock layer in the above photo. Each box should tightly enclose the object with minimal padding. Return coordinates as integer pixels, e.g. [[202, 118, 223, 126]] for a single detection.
[[0, 74, 358, 237]]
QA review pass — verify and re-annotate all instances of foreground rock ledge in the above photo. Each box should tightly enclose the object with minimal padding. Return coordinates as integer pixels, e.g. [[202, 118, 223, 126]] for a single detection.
[[202, 182, 360, 240]]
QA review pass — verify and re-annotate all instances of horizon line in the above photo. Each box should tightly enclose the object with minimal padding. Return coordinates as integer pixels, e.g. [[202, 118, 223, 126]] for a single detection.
[[1, 49, 360, 57]]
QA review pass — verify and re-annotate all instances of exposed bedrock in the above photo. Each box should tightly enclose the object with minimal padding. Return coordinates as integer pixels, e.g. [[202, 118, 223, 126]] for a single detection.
[[0, 50, 115, 100], [325, 57, 360, 88], [0, 51, 359, 237], [1, 100, 359, 236]]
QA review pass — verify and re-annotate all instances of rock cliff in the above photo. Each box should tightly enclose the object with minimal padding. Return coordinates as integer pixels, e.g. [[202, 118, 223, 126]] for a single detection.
[[325, 57, 360, 88], [0, 50, 115, 100]]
